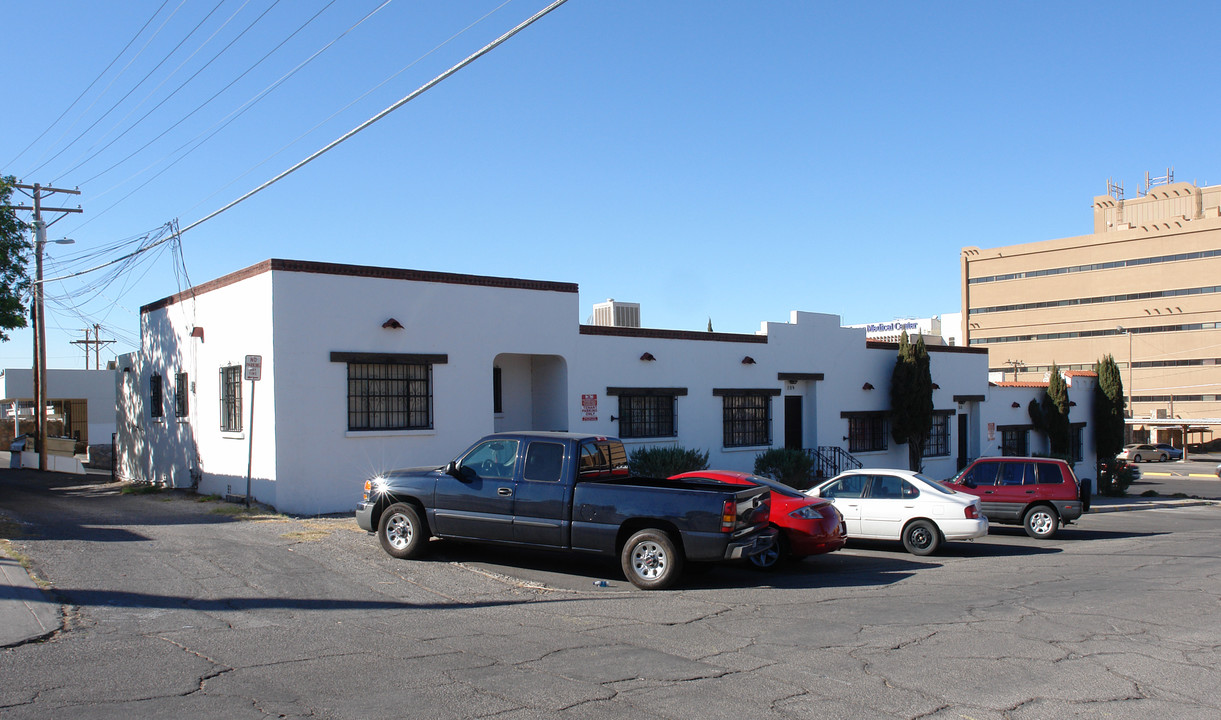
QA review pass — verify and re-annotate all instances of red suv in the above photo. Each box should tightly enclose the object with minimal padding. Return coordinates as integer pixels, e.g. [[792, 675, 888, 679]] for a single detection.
[[944, 457, 1086, 539]]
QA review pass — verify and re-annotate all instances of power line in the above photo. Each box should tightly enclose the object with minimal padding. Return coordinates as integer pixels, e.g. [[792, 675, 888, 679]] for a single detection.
[[180, 0, 511, 218], [67, 0, 394, 231], [76, 0, 332, 189], [26, 0, 223, 178], [3, 0, 173, 169], [181, 0, 572, 235], [56, 0, 273, 186]]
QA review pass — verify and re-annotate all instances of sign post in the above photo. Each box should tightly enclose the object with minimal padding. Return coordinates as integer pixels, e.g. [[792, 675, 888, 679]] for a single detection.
[[244, 355, 262, 507]]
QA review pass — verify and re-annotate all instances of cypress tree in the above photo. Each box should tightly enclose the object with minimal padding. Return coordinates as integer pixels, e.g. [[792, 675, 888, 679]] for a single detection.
[[889, 331, 934, 471], [1093, 354, 1126, 460], [1044, 363, 1071, 456]]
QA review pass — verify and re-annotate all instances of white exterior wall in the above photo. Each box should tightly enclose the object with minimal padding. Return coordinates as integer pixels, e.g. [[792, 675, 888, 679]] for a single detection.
[[269, 271, 579, 516], [119, 260, 1097, 515], [0, 368, 119, 442], [137, 273, 276, 496]]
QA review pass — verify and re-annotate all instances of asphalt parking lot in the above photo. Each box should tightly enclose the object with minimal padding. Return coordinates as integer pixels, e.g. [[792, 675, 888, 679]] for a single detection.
[[2, 467, 1220, 719]]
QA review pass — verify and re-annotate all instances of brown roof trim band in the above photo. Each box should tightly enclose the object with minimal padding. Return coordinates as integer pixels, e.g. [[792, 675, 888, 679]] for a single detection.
[[143, 259, 579, 314], [330, 352, 449, 365], [712, 388, 782, 397], [605, 387, 689, 397], [866, 340, 988, 355], [580, 325, 768, 344]]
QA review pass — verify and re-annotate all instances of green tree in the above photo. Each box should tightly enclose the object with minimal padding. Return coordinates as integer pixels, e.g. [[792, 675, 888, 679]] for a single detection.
[[889, 331, 933, 471], [0, 176, 32, 341], [1093, 354, 1126, 460], [1029, 363, 1071, 456]]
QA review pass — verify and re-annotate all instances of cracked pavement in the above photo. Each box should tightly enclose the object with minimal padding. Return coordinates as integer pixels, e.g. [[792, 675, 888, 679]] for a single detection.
[[1, 471, 1219, 719]]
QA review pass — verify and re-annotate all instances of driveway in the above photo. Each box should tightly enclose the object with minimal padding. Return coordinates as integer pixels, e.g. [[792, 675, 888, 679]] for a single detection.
[[2, 468, 1220, 719]]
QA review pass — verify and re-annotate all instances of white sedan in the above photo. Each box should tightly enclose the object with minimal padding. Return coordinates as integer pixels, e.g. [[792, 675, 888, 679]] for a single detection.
[[807, 469, 988, 555]]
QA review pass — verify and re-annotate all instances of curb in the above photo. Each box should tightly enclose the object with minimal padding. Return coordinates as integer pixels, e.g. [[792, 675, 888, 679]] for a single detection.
[[1088, 498, 1220, 514], [0, 555, 62, 648]]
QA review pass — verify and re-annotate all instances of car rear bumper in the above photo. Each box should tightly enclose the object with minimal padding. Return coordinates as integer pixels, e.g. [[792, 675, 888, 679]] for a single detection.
[[938, 516, 989, 541], [1053, 499, 1083, 522], [724, 526, 779, 560], [786, 518, 848, 556]]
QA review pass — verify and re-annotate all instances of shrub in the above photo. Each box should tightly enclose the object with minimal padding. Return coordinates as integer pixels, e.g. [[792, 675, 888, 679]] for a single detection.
[[628, 446, 709, 478], [754, 448, 816, 490], [1098, 459, 1138, 497]]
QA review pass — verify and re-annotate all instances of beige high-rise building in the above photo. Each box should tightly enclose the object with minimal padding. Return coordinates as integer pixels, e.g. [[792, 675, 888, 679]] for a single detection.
[[961, 177, 1221, 441]]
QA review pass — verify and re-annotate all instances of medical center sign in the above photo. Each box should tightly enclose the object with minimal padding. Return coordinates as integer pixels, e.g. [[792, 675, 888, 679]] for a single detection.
[[581, 394, 598, 422]]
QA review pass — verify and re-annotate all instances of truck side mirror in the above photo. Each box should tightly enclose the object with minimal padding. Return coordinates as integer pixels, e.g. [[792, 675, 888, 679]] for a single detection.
[[445, 461, 464, 480]]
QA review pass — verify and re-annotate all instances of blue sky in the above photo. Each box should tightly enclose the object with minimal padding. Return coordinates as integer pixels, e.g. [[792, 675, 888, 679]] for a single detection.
[[4, 0, 1221, 370]]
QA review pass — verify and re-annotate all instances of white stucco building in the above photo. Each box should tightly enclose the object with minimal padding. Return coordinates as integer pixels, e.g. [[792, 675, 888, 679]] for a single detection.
[[1, 368, 118, 447], [117, 259, 1098, 515]]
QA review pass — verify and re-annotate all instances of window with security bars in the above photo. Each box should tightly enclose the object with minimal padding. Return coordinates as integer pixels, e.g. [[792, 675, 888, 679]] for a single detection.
[[220, 366, 242, 432], [174, 372, 189, 418], [721, 393, 771, 448], [618, 394, 676, 438], [848, 415, 887, 453], [926, 414, 950, 456], [347, 362, 432, 431], [149, 373, 163, 419], [1001, 428, 1028, 456]]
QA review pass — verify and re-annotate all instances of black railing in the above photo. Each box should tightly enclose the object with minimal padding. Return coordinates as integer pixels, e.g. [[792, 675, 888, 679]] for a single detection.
[[808, 446, 862, 480]]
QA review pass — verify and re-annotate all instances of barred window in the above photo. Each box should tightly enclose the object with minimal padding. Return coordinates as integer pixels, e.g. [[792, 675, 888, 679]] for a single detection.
[[149, 373, 163, 419], [1001, 427, 1029, 456], [847, 414, 887, 453], [618, 395, 676, 438], [926, 414, 950, 457], [220, 366, 242, 432], [174, 372, 189, 418], [347, 362, 432, 431], [721, 393, 772, 448]]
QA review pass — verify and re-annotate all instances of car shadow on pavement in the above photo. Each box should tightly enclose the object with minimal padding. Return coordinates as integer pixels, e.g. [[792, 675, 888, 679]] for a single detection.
[[428, 541, 932, 591], [982, 525, 1166, 542]]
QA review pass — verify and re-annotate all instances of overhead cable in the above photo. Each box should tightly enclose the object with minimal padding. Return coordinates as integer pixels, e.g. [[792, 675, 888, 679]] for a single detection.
[[180, 0, 572, 235], [3, 0, 172, 169]]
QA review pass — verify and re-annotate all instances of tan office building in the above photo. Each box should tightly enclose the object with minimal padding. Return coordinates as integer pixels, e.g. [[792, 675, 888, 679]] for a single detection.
[[961, 179, 1221, 442]]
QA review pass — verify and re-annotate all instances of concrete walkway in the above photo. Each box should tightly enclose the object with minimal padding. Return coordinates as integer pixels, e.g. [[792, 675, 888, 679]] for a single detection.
[[0, 553, 60, 648]]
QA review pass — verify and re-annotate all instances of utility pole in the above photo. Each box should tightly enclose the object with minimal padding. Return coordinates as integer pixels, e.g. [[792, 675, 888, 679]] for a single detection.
[[71, 324, 114, 369], [12, 183, 81, 472], [1003, 359, 1026, 382]]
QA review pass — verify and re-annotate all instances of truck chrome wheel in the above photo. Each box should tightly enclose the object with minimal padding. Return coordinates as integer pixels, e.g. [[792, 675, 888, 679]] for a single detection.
[[630, 540, 668, 579], [620, 529, 684, 590], [384, 511, 413, 550], [378, 502, 428, 559]]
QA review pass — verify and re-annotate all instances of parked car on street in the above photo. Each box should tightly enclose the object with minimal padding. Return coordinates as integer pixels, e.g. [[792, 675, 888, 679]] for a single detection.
[[944, 457, 1085, 539], [1117, 444, 1169, 463], [355, 432, 777, 590], [671, 470, 846, 569], [1154, 443, 1183, 460], [806, 469, 987, 556]]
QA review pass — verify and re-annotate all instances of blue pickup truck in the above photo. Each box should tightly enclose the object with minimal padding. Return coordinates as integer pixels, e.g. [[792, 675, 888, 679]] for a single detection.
[[355, 431, 776, 589]]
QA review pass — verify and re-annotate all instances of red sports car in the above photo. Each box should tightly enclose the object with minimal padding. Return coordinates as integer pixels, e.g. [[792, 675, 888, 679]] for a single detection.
[[671, 470, 847, 569]]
